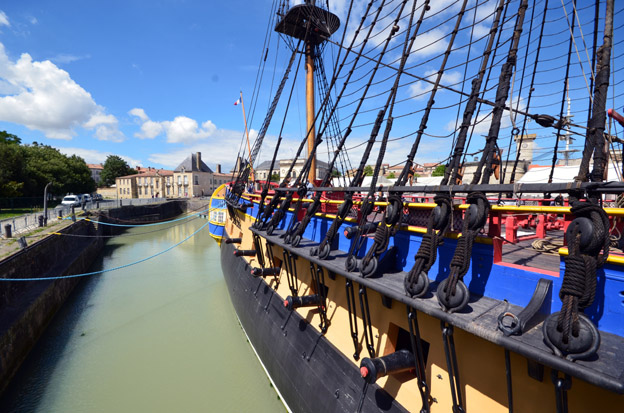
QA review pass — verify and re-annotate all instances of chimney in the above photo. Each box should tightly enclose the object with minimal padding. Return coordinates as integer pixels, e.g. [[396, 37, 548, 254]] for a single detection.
[[194, 152, 202, 171], [217, 164, 221, 173], [137, 166, 141, 172]]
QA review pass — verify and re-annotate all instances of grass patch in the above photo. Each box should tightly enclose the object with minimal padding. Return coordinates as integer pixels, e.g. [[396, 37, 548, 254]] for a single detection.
[[0, 208, 43, 220]]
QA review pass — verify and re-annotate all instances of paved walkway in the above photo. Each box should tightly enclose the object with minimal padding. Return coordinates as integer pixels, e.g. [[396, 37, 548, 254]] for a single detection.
[[0, 215, 78, 261]]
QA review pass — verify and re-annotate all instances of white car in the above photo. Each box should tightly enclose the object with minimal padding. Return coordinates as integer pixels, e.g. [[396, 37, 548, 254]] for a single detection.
[[82, 194, 92, 203], [61, 195, 81, 206]]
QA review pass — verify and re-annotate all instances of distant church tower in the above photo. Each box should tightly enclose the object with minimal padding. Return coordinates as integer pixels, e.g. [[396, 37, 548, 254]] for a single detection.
[[514, 134, 536, 163]]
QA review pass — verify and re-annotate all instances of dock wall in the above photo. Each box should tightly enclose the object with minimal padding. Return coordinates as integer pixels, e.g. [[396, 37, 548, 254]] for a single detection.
[[0, 200, 185, 396]]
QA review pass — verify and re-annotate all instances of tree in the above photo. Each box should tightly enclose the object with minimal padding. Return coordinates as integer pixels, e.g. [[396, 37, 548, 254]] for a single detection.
[[22, 143, 95, 196], [0, 132, 96, 198], [0, 132, 25, 197], [100, 155, 136, 186], [363, 165, 374, 176], [432, 164, 446, 177], [0, 131, 21, 145], [270, 173, 280, 182], [387, 172, 396, 179]]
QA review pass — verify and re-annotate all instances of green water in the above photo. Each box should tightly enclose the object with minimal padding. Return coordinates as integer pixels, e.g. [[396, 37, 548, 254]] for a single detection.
[[0, 218, 284, 412]]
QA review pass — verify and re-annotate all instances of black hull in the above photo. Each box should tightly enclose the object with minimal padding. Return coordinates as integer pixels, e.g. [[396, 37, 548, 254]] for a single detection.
[[221, 240, 408, 413]]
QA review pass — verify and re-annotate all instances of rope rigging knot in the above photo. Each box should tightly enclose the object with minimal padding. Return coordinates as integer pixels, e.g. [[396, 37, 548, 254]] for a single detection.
[[436, 192, 489, 313], [404, 194, 452, 297], [359, 195, 402, 278], [543, 200, 608, 360], [384, 195, 404, 226]]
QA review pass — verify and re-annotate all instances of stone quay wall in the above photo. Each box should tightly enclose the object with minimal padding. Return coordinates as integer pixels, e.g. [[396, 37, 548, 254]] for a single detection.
[[0, 200, 185, 396]]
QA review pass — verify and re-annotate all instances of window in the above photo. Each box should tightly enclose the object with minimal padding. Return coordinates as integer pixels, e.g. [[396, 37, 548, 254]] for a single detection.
[[177, 176, 182, 185], [167, 187, 170, 195], [194, 175, 199, 185], [139, 187, 142, 195], [184, 175, 188, 185]]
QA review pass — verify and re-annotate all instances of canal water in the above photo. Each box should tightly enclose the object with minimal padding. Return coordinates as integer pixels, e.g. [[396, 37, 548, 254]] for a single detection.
[[0, 217, 285, 412]]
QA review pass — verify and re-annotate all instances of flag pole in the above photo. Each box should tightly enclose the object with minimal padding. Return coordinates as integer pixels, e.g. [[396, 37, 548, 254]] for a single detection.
[[239, 91, 255, 182]]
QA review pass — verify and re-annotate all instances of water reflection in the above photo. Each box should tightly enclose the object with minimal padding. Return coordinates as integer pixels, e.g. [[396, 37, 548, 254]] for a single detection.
[[0, 218, 284, 412]]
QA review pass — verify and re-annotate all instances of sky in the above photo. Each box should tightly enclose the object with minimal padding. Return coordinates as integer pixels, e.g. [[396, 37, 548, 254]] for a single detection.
[[0, 0, 621, 176], [0, 0, 273, 171]]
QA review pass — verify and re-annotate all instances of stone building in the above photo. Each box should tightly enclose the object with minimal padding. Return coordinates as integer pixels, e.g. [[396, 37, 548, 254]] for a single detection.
[[116, 167, 174, 199], [172, 152, 213, 198], [87, 163, 103, 184]]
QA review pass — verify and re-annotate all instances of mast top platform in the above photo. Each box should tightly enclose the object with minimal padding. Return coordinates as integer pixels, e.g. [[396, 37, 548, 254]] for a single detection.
[[275, 4, 340, 45]]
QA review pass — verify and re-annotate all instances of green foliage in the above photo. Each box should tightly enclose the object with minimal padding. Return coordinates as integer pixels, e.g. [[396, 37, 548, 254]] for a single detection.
[[387, 172, 396, 179], [0, 131, 21, 145], [22, 143, 96, 195], [0, 130, 95, 198], [364, 165, 374, 176], [432, 164, 446, 177], [0, 138, 26, 197], [270, 173, 280, 182], [331, 169, 341, 177], [100, 155, 136, 186]]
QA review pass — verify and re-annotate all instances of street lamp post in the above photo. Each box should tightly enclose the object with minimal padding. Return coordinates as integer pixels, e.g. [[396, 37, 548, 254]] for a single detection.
[[43, 182, 52, 226]]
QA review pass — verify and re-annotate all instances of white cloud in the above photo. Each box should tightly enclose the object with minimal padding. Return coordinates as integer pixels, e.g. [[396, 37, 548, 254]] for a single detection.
[[129, 108, 148, 121], [50, 53, 90, 64], [57, 147, 142, 168], [409, 28, 450, 60], [149, 128, 267, 172], [444, 96, 527, 136], [0, 11, 9, 27], [0, 42, 123, 141], [408, 70, 462, 100], [129, 108, 217, 143], [149, 144, 232, 170], [128, 108, 253, 170], [84, 112, 124, 142], [163, 116, 216, 143]]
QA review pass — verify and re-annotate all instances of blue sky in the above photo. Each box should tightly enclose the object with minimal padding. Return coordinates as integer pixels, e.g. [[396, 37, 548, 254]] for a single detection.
[[0, 0, 272, 171], [0, 0, 622, 176]]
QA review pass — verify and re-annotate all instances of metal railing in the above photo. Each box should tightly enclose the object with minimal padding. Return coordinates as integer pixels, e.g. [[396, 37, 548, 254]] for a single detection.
[[1, 197, 166, 238]]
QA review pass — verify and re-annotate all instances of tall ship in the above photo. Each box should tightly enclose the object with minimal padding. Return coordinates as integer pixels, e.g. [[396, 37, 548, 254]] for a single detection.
[[216, 0, 624, 411]]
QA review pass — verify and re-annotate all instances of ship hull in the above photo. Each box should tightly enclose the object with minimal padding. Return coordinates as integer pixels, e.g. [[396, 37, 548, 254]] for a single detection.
[[216, 199, 624, 412], [221, 238, 408, 412]]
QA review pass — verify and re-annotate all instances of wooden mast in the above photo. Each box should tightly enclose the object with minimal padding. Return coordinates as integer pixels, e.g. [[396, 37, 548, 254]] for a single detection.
[[274, 0, 340, 184], [306, 37, 316, 183], [239, 91, 254, 182]]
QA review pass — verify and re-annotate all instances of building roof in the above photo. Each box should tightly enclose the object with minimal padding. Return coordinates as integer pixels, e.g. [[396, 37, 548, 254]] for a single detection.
[[174, 153, 213, 173], [278, 158, 330, 169], [518, 164, 621, 184], [87, 163, 103, 170], [255, 160, 276, 170], [117, 168, 173, 179]]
